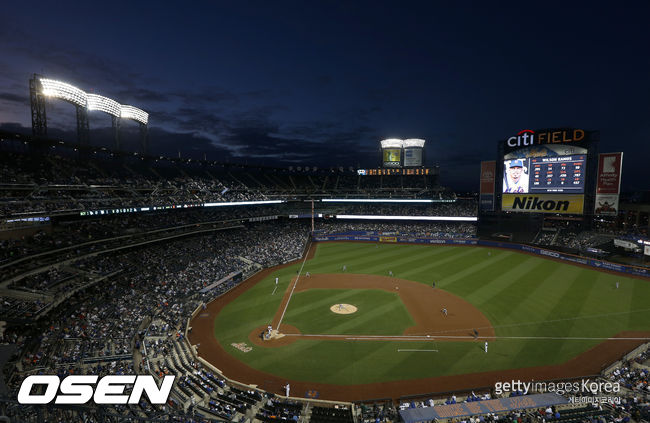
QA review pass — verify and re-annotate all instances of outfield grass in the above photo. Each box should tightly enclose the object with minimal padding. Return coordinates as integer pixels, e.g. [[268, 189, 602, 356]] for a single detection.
[[213, 242, 650, 384]]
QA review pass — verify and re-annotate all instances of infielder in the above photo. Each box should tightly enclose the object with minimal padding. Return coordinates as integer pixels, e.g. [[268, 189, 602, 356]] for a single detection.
[[441, 308, 447, 317], [342, 265, 347, 272], [388, 270, 393, 277]]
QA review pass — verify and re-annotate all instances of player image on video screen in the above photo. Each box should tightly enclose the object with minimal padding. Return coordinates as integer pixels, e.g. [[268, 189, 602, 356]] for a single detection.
[[503, 159, 529, 193]]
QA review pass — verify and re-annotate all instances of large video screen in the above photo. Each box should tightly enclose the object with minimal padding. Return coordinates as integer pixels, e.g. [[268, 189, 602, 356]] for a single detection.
[[503, 154, 586, 194], [403, 147, 422, 167], [383, 148, 401, 167]]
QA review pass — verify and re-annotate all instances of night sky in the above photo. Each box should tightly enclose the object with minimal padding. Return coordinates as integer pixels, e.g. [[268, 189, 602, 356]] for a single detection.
[[1, 2, 649, 191]]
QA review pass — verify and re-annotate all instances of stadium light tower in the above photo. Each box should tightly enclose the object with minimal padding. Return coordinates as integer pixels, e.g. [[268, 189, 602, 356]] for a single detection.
[[30, 74, 150, 152], [29, 75, 47, 138]]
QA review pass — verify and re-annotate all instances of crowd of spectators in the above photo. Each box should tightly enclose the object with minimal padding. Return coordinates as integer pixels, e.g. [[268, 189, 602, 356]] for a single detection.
[[333, 201, 477, 217], [0, 149, 452, 218], [1, 220, 310, 421], [315, 221, 477, 238], [0, 151, 270, 217], [606, 345, 650, 395]]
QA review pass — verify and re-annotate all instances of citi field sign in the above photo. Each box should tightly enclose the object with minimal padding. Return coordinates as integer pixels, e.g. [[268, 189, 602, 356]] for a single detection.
[[505, 128, 585, 148]]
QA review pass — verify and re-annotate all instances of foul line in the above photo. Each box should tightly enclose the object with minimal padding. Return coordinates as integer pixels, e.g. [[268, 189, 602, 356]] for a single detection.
[[281, 333, 650, 342], [271, 286, 278, 296], [275, 245, 310, 330]]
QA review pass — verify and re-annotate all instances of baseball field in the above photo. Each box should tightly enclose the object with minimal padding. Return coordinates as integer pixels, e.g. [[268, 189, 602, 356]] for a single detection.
[[189, 242, 650, 401]]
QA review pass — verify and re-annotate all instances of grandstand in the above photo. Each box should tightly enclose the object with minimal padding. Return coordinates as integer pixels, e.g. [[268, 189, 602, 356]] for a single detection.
[[1, 129, 649, 423]]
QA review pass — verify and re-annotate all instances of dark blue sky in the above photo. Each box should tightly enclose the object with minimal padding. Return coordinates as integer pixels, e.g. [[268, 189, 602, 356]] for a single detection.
[[1, 1, 649, 191]]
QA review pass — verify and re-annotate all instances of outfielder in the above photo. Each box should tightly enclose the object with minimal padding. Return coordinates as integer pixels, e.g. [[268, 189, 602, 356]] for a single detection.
[[275, 277, 279, 285], [484, 341, 488, 353], [342, 265, 347, 272]]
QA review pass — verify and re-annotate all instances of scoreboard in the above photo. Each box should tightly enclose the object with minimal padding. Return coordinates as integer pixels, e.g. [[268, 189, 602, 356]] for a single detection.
[[498, 127, 597, 215], [530, 155, 586, 193]]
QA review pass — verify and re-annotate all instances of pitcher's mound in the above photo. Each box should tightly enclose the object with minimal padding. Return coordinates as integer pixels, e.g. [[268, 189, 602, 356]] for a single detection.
[[330, 304, 357, 314]]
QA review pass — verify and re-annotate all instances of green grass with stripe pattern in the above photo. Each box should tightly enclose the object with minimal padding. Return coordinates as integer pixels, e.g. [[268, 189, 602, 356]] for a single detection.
[[212, 242, 650, 384]]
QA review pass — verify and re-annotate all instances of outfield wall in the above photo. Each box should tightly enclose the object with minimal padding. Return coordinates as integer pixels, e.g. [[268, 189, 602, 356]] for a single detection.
[[312, 235, 650, 278]]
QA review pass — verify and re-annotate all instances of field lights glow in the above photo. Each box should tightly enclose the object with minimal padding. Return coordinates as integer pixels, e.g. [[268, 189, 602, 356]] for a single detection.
[[87, 94, 122, 117], [119, 105, 149, 125], [322, 199, 434, 203], [380, 138, 404, 148], [203, 200, 285, 207], [403, 138, 425, 148], [335, 215, 477, 221], [39, 78, 149, 125], [41, 79, 87, 107]]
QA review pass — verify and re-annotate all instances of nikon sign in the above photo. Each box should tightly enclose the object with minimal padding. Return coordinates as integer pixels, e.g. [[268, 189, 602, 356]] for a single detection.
[[502, 194, 584, 214]]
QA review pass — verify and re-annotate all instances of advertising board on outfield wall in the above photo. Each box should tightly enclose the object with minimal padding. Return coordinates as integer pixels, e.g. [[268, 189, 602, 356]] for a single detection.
[[502, 194, 584, 214]]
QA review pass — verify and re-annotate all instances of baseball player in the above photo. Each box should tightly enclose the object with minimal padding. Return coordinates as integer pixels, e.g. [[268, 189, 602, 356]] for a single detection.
[[503, 159, 528, 193], [284, 383, 290, 397], [267, 325, 272, 338], [342, 265, 347, 272], [306, 271, 310, 277], [441, 308, 447, 317], [473, 329, 478, 340], [484, 341, 488, 353], [388, 270, 393, 277], [275, 277, 279, 285], [616, 281, 619, 289]]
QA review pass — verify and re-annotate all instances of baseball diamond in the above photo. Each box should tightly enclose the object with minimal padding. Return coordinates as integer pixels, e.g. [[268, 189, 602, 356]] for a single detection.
[[189, 241, 650, 401]]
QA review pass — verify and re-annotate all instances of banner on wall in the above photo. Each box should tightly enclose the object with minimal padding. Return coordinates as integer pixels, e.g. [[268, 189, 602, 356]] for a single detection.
[[479, 161, 496, 211], [596, 152, 623, 194], [595, 152, 623, 215], [502, 194, 584, 214], [594, 194, 619, 216]]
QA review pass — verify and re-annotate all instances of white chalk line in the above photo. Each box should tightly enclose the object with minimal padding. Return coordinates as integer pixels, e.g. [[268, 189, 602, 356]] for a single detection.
[[271, 286, 278, 296], [275, 245, 310, 330], [281, 333, 650, 342]]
